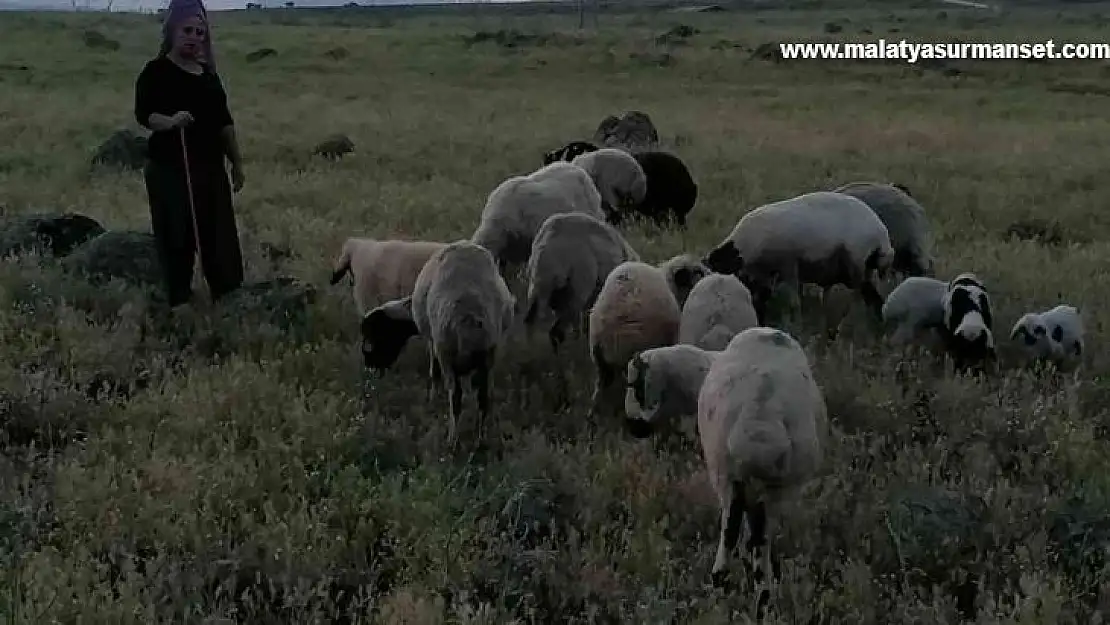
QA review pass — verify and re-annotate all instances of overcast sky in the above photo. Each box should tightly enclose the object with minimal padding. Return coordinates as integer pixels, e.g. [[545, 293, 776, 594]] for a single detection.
[[1, 0, 507, 10]]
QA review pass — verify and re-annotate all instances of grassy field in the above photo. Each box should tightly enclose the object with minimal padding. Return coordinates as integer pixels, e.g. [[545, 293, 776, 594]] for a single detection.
[[3, 2, 1110, 622]]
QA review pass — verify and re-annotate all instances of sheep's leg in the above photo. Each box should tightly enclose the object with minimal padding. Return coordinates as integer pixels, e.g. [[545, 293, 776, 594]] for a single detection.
[[426, 348, 442, 403], [749, 492, 785, 620], [445, 371, 463, 450], [711, 480, 746, 587], [474, 355, 492, 443], [860, 274, 885, 322], [588, 345, 615, 421]]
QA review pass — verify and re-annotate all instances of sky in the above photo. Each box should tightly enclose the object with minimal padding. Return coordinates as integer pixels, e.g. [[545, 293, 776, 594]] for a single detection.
[[0, 0, 529, 10]]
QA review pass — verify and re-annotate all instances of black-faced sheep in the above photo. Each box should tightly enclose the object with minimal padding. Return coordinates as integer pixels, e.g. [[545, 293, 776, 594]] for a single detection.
[[941, 272, 996, 372], [833, 181, 935, 279], [692, 327, 827, 604], [592, 110, 660, 153], [623, 343, 719, 438], [679, 273, 759, 351], [1010, 304, 1084, 370], [571, 148, 648, 225], [329, 237, 447, 316], [631, 150, 698, 229], [522, 212, 640, 352], [359, 241, 516, 447], [471, 160, 604, 277], [703, 190, 895, 325], [587, 260, 682, 419]]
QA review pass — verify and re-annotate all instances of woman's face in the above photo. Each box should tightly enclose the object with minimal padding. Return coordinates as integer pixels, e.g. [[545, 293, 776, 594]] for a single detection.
[[173, 14, 207, 59]]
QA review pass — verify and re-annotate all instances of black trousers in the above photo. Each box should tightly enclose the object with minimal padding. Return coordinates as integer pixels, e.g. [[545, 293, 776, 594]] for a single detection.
[[143, 156, 244, 307]]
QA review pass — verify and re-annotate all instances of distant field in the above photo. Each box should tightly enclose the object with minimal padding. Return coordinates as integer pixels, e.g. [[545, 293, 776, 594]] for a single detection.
[[2, 3, 1110, 623]]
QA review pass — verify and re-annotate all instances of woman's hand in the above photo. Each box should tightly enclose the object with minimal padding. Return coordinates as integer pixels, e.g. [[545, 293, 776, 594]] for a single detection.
[[169, 111, 195, 128], [230, 163, 245, 192]]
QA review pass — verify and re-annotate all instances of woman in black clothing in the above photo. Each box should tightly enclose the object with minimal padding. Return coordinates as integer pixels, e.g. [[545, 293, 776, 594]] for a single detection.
[[134, 0, 245, 308]]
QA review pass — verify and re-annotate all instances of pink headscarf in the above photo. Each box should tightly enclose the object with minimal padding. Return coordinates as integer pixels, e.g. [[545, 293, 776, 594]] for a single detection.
[[160, 0, 216, 71]]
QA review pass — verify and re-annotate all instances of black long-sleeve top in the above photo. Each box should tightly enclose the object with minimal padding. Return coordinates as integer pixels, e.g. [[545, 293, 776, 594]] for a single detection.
[[134, 56, 235, 170]]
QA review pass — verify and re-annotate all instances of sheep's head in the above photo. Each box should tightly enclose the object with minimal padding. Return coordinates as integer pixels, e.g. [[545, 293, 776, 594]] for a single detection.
[[360, 297, 418, 370], [1010, 313, 1047, 347], [702, 240, 743, 276], [624, 351, 661, 438], [943, 275, 993, 333], [661, 254, 710, 308], [542, 140, 598, 165]]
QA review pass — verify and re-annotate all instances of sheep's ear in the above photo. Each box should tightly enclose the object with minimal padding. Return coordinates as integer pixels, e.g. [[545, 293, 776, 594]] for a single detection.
[[329, 267, 348, 285]]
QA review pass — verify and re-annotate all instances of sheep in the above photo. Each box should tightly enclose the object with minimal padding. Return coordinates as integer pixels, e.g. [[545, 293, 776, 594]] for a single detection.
[[833, 181, 935, 279], [702, 190, 895, 325], [881, 276, 948, 347], [542, 140, 598, 165], [684, 327, 826, 605], [542, 142, 697, 229], [471, 160, 605, 277], [940, 272, 996, 372], [358, 240, 516, 447], [679, 273, 759, 351], [522, 212, 640, 352], [329, 237, 447, 316], [631, 151, 698, 229], [1009, 304, 1084, 369], [659, 253, 711, 309], [624, 343, 720, 438], [587, 260, 683, 418], [571, 148, 648, 225]]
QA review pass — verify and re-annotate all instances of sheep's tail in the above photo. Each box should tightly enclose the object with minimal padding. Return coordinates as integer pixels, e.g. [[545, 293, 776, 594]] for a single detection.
[[329, 240, 353, 285]]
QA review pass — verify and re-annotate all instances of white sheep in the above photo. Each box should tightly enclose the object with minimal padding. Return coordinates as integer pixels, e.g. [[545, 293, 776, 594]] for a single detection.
[[833, 181, 935, 279], [359, 240, 516, 447], [471, 160, 605, 276], [881, 276, 948, 347], [588, 260, 683, 418], [703, 190, 895, 325], [522, 212, 640, 352], [329, 237, 447, 316], [679, 273, 759, 351], [1009, 304, 1084, 369], [571, 147, 648, 226], [940, 272, 996, 372], [692, 327, 827, 598], [623, 343, 720, 438]]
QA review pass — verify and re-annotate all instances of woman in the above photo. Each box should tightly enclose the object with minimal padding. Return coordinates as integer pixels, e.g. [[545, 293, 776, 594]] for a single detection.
[[134, 0, 245, 308]]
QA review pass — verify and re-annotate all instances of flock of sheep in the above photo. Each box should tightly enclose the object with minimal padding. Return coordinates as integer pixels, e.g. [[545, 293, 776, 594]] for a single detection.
[[326, 112, 1087, 602]]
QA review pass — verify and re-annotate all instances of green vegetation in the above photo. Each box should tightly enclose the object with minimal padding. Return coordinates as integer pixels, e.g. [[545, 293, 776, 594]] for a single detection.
[[2, 3, 1110, 622]]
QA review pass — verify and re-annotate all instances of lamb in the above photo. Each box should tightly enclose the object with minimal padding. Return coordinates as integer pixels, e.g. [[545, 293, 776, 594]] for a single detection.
[[833, 181, 935, 279], [940, 272, 996, 372], [623, 343, 720, 438], [687, 327, 826, 604], [358, 241, 516, 447], [881, 276, 948, 347], [571, 148, 648, 225], [522, 212, 640, 352], [329, 237, 447, 316], [679, 273, 759, 351], [587, 260, 683, 418], [471, 160, 605, 276], [702, 190, 895, 324], [1009, 304, 1084, 369]]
